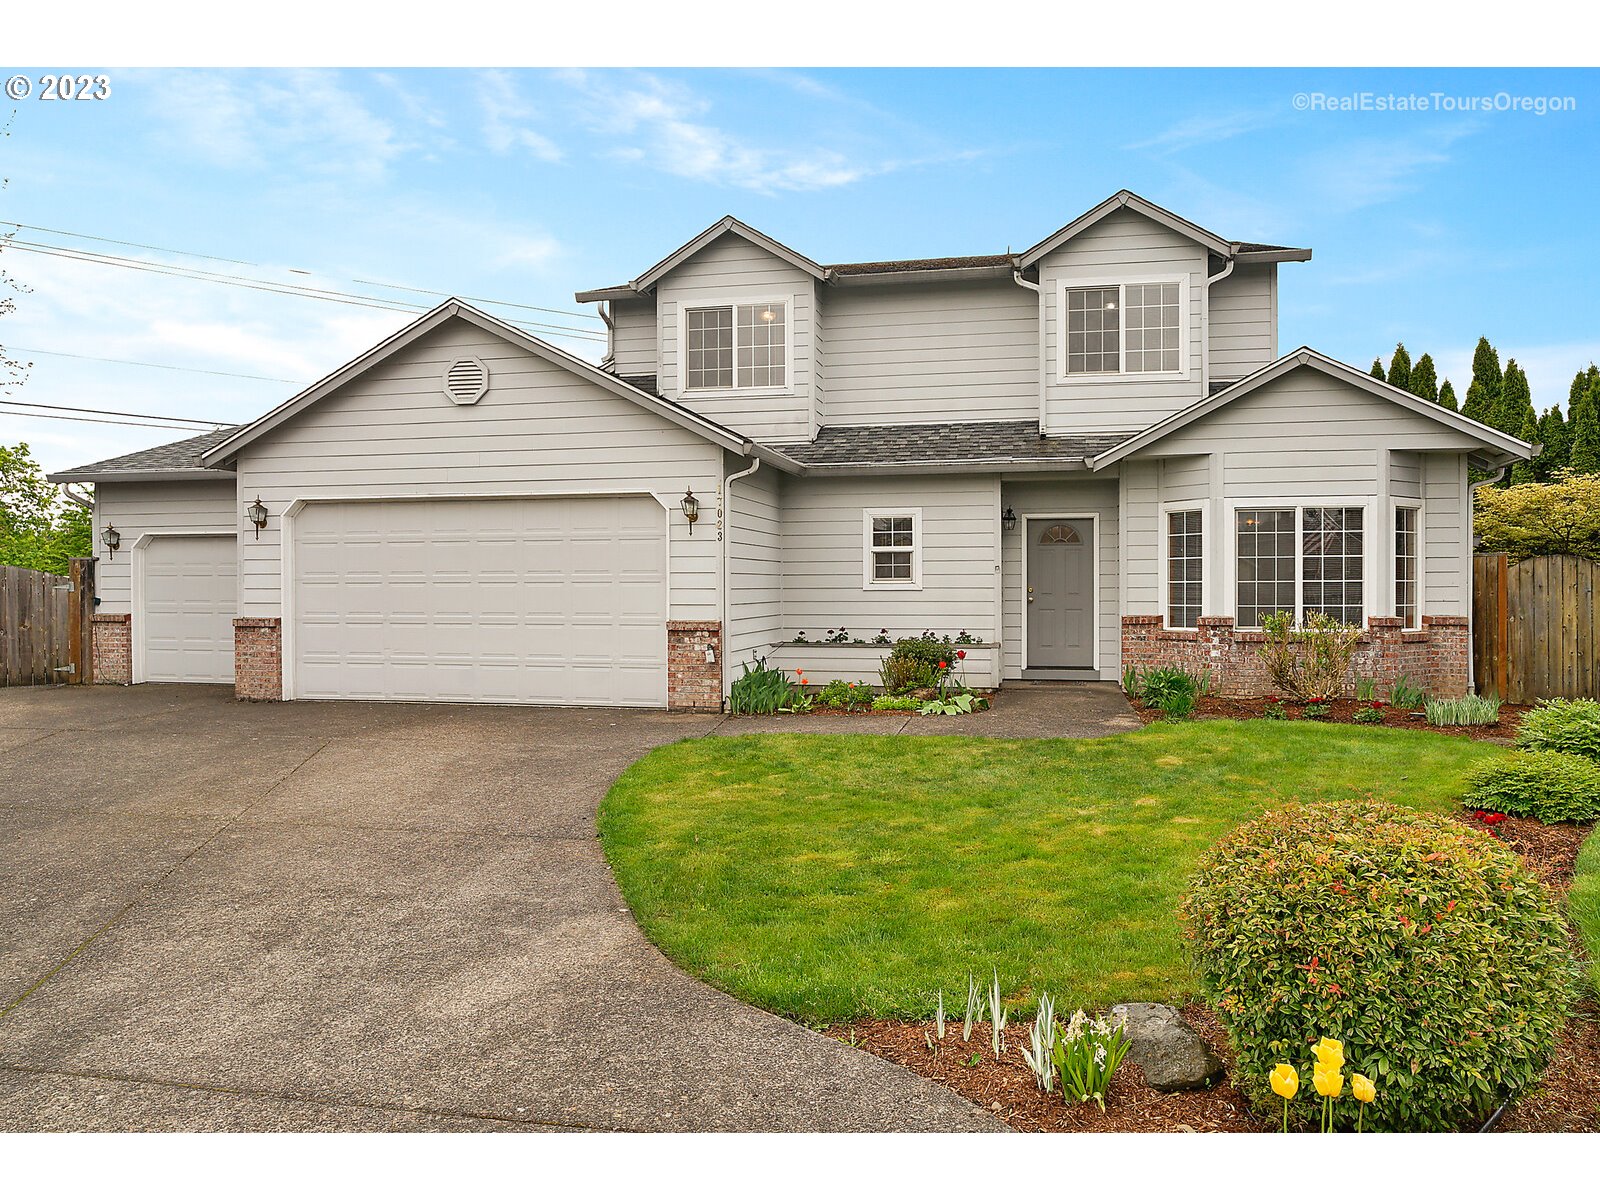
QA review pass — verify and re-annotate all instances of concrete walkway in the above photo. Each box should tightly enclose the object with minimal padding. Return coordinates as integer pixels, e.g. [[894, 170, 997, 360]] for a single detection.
[[0, 681, 1135, 1132]]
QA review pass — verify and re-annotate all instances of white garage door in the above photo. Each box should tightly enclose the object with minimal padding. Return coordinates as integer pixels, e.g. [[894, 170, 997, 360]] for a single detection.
[[140, 535, 237, 683], [292, 496, 668, 706]]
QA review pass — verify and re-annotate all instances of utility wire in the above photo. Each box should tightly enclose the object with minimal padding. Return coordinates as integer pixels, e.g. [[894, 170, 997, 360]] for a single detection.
[[0, 218, 606, 322], [0, 405, 227, 433], [0, 396, 226, 427], [5, 345, 302, 384]]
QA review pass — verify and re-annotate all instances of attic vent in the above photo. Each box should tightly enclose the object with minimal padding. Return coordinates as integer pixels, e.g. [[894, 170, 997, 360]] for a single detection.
[[443, 357, 489, 405]]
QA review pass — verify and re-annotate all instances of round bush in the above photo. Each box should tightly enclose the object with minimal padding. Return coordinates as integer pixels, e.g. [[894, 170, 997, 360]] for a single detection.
[[1465, 751, 1600, 823], [1179, 800, 1574, 1131], [1515, 698, 1600, 762]]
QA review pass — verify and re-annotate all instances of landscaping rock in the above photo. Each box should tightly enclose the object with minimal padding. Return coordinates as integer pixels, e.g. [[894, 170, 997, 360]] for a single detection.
[[1109, 1002, 1224, 1092]]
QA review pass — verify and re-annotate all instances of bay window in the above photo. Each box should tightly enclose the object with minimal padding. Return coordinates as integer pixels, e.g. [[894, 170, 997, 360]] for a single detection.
[[1235, 505, 1365, 627], [1166, 510, 1203, 628], [1395, 506, 1420, 628]]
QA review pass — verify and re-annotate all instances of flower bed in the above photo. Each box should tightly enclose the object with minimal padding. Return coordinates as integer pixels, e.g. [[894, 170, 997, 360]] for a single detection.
[[1131, 694, 1532, 741], [765, 641, 1000, 689]]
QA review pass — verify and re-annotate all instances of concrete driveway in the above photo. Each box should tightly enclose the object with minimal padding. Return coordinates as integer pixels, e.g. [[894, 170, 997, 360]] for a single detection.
[[0, 685, 1007, 1132]]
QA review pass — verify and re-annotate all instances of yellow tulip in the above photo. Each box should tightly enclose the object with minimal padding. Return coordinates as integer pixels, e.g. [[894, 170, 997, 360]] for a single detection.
[[1351, 1074, 1376, 1104], [1313, 1036, 1345, 1072], [1313, 1063, 1344, 1099], [1270, 1063, 1299, 1099]]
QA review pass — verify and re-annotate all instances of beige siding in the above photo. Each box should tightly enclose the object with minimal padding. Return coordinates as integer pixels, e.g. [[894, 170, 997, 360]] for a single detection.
[[1390, 451, 1423, 500], [1040, 210, 1208, 434], [94, 479, 238, 613], [1423, 453, 1469, 615], [610, 297, 655, 376], [1001, 477, 1120, 678], [1207, 264, 1276, 382], [724, 458, 784, 677], [821, 277, 1038, 425], [231, 317, 723, 621], [656, 233, 815, 443], [779, 474, 999, 640]]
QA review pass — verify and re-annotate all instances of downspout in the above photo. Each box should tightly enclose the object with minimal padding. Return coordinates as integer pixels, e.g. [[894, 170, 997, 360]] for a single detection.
[[59, 484, 92, 510], [1203, 255, 1236, 397], [595, 300, 615, 370], [1012, 269, 1043, 433], [720, 452, 762, 703]]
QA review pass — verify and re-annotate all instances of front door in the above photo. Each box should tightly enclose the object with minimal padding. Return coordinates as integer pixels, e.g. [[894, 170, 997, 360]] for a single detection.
[[1026, 518, 1095, 669]]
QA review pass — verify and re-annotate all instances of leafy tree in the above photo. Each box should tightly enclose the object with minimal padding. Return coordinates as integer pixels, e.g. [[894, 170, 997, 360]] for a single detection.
[[1475, 471, 1600, 560], [1462, 337, 1502, 425], [1370, 357, 1386, 381], [0, 443, 93, 573], [1573, 378, 1600, 476], [1385, 343, 1412, 393], [1496, 359, 1535, 439], [1409, 353, 1439, 404], [1536, 406, 1570, 480], [1438, 379, 1459, 411]]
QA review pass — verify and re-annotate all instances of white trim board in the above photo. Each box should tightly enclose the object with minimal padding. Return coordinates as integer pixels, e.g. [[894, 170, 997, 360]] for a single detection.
[[130, 529, 238, 685]]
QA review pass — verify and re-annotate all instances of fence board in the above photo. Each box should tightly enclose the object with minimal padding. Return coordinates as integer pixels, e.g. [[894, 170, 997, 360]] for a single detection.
[[1475, 553, 1600, 704], [0, 562, 93, 687]]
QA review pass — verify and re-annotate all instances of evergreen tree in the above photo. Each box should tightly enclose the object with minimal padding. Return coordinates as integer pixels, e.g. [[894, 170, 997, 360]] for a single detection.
[[1438, 379, 1459, 411], [1511, 411, 1539, 485], [1462, 337, 1502, 425], [1535, 406, 1569, 480], [1370, 357, 1386, 381], [1496, 359, 1535, 437], [1571, 379, 1600, 476], [1386, 343, 1412, 393], [1410, 353, 1439, 403]]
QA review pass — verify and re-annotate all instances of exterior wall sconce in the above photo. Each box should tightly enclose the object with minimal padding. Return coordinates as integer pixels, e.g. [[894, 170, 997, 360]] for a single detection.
[[246, 496, 270, 539], [101, 524, 121, 560], [1002, 507, 1018, 533], [680, 487, 700, 534]]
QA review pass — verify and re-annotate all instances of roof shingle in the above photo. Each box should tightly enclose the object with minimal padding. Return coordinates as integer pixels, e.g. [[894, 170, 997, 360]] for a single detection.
[[778, 421, 1134, 471], [50, 426, 241, 480]]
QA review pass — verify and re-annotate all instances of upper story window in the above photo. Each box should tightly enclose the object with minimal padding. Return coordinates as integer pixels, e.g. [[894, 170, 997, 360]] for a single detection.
[[685, 301, 787, 390], [1061, 278, 1185, 377]]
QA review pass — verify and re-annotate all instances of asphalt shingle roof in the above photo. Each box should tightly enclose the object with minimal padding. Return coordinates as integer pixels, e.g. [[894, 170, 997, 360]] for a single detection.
[[826, 254, 1015, 276], [778, 421, 1135, 470], [53, 426, 241, 477]]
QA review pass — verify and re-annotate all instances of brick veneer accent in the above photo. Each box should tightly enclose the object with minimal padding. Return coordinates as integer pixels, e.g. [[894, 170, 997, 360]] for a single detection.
[[91, 612, 132, 685], [233, 617, 283, 701], [1122, 614, 1470, 699], [667, 620, 723, 712]]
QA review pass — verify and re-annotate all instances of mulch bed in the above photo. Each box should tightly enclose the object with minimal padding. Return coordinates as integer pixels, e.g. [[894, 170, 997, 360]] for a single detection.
[[1133, 695, 1533, 741], [828, 809, 1599, 1133]]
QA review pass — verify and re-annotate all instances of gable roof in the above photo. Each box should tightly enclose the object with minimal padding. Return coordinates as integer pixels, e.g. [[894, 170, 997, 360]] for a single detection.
[[49, 426, 242, 484], [198, 299, 759, 469], [574, 216, 825, 302], [780, 421, 1134, 475], [1089, 347, 1536, 471], [1017, 190, 1311, 268]]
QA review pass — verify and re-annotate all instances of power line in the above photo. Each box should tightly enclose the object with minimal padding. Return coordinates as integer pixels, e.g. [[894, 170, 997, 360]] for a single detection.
[[6, 345, 302, 384], [0, 218, 606, 323], [0, 396, 225, 428], [0, 405, 225, 433]]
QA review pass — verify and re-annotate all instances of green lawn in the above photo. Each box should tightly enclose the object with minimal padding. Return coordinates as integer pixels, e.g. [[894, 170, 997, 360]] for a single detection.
[[1573, 828, 1600, 995], [599, 721, 1505, 1021]]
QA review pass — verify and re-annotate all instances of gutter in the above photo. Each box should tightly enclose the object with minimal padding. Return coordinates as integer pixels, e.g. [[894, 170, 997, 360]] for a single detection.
[[47, 467, 235, 485]]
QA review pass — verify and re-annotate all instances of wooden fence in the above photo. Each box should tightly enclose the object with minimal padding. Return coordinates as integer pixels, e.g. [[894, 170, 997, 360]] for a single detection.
[[0, 557, 96, 687], [1473, 553, 1600, 704]]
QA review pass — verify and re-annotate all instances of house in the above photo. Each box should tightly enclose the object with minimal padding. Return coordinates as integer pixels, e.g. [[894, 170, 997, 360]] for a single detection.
[[50, 190, 1532, 709]]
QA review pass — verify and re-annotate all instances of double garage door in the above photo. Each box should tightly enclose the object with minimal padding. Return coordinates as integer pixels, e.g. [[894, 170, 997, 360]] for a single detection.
[[292, 496, 668, 706]]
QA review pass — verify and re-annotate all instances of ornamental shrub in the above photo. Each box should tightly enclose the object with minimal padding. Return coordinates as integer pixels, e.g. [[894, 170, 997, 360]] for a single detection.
[[1515, 698, 1600, 762], [1140, 666, 1199, 720], [1179, 800, 1574, 1131], [815, 679, 872, 710], [1464, 751, 1600, 823], [878, 636, 957, 694], [1257, 610, 1363, 701]]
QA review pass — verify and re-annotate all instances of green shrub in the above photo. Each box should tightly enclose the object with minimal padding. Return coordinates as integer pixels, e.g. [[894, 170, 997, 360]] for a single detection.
[[728, 656, 803, 715], [878, 636, 959, 694], [1515, 698, 1600, 762], [1140, 667, 1200, 720], [815, 679, 872, 710], [870, 694, 920, 712], [1572, 830, 1600, 995], [1257, 610, 1363, 701], [1425, 693, 1501, 727], [1464, 751, 1600, 823], [1353, 704, 1385, 724], [1179, 800, 1574, 1131]]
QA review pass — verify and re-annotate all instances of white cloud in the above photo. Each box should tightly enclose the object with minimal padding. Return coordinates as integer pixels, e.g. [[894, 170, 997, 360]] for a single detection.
[[476, 70, 563, 162], [1127, 108, 1279, 154]]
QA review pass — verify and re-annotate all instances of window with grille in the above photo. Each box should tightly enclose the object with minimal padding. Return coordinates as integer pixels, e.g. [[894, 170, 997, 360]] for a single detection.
[[1235, 505, 1366, 628], [685, 302, 786, 390], [1062, 280, 1183, 376], [1167, 510, 1203, 628], [1236, 508, 1297, 628], [865, 510, 919, 588], [1395, 506, 1419, 629]]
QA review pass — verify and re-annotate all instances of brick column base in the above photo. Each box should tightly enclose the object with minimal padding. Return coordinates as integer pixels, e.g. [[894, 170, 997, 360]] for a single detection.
[[667, 620, 723, 712], [234, 617, 283, 701], [91, 612, 132, 684], [1121, 614, 1471, 699]]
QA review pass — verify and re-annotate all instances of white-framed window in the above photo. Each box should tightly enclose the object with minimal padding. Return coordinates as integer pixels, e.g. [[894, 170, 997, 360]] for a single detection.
[[1059, 276, 1186, 378], [1395, 506, 1420, 629], [1235, 505, 1366, 628], [1166, 509, 1203, 629], [863, 508, 921, 590], [684, 300, 788, 390]]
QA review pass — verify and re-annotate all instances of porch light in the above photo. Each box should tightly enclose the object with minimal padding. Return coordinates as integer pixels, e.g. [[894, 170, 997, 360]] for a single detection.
[[246, 496, 270, 539], [100, 524, 120, 560], [680, 487, 700, 534], [1002, 506, 1017, 533]]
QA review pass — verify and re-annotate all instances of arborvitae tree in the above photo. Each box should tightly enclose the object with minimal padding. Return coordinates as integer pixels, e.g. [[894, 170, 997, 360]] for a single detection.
[[1535, 406, 1570, 480], [1409, 353, 1439, 403], [1370, 357, 1386, 381], [1386, 344, 1413, 393], [1438, 379, 1459, 411], [1570, 379, 1600, 476], [1462, 337, 1503, 425], [1496, 360, 1535, 437], [1511, 411, 1539, 485]]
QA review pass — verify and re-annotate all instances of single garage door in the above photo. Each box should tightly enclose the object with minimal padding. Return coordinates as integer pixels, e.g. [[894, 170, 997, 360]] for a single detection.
[[140, 534, 237, 683], [292, 496, 668, 706]]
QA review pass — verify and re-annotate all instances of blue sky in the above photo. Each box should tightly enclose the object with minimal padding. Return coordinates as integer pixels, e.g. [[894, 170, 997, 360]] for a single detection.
[[3, 66, 1597, 472]]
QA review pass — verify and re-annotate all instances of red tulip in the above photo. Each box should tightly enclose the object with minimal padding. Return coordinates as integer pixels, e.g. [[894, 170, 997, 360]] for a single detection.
[[956, 650, 967, 660]]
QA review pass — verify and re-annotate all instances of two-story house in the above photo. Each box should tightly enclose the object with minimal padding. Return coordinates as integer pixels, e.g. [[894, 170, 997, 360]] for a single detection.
[[53, 191, 1531, 708]]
